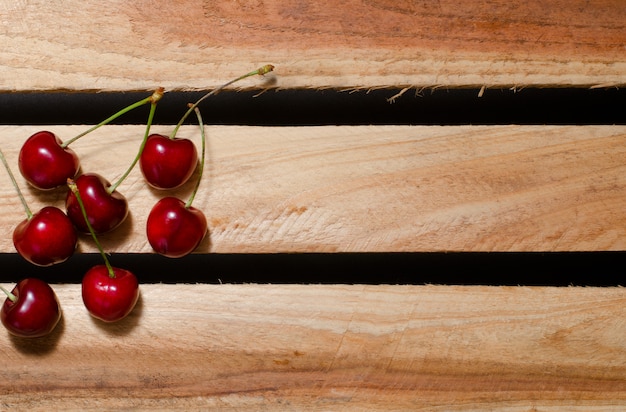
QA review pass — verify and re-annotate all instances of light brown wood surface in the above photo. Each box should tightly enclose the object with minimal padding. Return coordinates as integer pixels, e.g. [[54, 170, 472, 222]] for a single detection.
[[1, 2, 623, 409], [0, 284, 624, 410], [1, 0, 625, 91], [0, 124, 624, 253]]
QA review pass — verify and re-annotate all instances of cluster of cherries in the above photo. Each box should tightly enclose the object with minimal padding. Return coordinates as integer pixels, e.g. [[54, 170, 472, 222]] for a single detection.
[[0, 65, 274, 339]]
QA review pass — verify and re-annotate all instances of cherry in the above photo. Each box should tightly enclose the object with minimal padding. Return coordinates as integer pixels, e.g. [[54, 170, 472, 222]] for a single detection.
[[65, 173, 129, 234], [140, 134, 198, 189], [82, 265, 139, 323], [0, 278, 61, 338], [18, 131, 80, 190], [147, 197, 208, 258], [13, 206, 77, 266], [68, 179, 139, 323], [0, 146, 77, 266], [139, 65, 274, 190]]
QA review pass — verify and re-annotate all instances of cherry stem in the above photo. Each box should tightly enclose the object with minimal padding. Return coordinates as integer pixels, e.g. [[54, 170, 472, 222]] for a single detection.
[[185, 107, 206, 208], [0, 147, 33, 219], [62, 87, 164, 148], [169, 64, 274, 139], [0, 285, 17, 302], [67, 179, 115, 278], [108, 93, 160, 194]]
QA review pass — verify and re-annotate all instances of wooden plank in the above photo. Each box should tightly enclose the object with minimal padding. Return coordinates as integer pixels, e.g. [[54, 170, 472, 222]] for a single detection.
[[0, 284, 624, 410], [0, 125, 624, 253], [1, 0, 624, 91]]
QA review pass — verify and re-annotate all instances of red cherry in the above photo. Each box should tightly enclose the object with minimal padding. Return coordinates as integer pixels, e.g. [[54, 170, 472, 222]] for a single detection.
[[1, 278, 61, 338], [146, 197, 208, 258], [81, 265, 139, 322], [13, 206, 77, 267], [18, 131, 80, 190], [140, 134, 198, 189], [65, 173, 128, 233]]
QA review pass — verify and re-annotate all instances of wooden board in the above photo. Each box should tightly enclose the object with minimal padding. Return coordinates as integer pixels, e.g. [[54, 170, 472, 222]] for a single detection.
[[1, 1, 624, 409], [0, 124, 624, 254], [1, 0, 625, 91], [0, 284, 624, 410]]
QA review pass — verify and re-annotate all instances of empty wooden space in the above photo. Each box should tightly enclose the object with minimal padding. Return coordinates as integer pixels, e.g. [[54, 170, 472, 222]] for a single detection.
[[0, 0, 624, 410], [1, 0, 624, 91]]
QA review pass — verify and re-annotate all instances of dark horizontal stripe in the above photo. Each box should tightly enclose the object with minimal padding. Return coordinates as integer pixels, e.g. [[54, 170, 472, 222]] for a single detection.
[[0, 252, 622, 286], [0, 88, 624, 126]]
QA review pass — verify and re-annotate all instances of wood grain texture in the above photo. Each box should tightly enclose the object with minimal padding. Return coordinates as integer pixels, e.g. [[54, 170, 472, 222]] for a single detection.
[[1, 0, 624, 91], [0, 124, 624, 253], [2, 4, 623, 411], [0, 284, 624, 410]]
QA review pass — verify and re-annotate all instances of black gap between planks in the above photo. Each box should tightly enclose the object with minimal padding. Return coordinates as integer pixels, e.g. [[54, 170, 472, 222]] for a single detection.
[[0, 88, 624, 126], [0, 252, 622, 286]]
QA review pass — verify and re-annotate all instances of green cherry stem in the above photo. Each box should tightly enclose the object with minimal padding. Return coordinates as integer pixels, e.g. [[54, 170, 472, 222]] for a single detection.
[[0, 285, 17, 302], [107, 90, 161, 195], [0, 147, 33, 219], [185, 107, 206, 209], [169, 64, 274, 140], [68, 178, 115, 278], [62, 87, 164, 148]]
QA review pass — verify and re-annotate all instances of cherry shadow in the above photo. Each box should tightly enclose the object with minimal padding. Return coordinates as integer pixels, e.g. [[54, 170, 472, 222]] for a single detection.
[[258, 72, 278, 88], [88, 290, 143, 337], [195, 227, 212, 254], [144, 165, 199, 202], [8, 312, 65, 355], [24, 182, 68, 208], [92, 212, 136, 252]]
